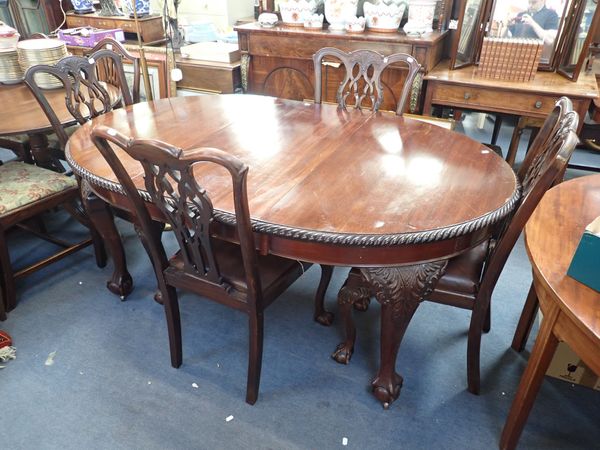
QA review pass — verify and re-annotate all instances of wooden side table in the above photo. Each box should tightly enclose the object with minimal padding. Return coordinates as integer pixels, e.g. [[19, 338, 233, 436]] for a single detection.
[[66, 12, 165, 44], [500, 175, 600, 450], [423, 61, 598, 165]]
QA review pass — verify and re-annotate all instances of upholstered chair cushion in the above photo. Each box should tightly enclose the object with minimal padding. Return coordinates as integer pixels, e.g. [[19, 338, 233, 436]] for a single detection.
[[0, 161, 77, 216]]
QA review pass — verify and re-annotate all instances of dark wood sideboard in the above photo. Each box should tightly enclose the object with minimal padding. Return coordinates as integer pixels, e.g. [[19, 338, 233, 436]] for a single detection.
[[235, 23, 448, 112]]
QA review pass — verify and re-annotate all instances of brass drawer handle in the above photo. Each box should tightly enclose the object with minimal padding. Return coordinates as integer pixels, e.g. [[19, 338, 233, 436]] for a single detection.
[[534, 101, 542, 109], [464, 92, 471, 100]]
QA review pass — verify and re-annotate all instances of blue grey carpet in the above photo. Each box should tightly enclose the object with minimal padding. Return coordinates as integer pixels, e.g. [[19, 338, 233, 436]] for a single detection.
[[1, 114, 599, 449]]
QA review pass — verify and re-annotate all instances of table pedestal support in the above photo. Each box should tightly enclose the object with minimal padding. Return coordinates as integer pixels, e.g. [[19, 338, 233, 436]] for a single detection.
[[81, 180, 133, 299], [332, 261, 447, 408]]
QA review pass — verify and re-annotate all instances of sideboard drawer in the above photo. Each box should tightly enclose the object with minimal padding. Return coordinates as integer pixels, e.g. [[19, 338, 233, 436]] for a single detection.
[[431, 84, 558, 117]]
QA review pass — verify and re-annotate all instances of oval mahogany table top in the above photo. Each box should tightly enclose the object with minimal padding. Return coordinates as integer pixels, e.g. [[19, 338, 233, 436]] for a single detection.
[[525, 174, 600, 345], [66, 95, 520, 265], [0, 82, 120, 136]]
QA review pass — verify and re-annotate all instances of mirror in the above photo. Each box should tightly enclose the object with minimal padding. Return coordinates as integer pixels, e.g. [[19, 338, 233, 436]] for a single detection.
[[558, 0, 600, 80], [488, 0, 571, 68], [450, 0, 488, 68]]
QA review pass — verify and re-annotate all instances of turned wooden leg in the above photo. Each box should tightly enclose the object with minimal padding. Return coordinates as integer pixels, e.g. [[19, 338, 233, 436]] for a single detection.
[[511, 283, 539, 353], [331, 273, 370, 365], [314, 264, 334, 326], [362, 261, 447, 409], [500, 303, 560, 450], [80, 181, 132, 299], [29, 133, 64, 173]]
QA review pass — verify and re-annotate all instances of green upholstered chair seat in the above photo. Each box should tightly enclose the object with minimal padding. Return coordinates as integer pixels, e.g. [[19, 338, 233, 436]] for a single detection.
[[0, 161, 77, 217]]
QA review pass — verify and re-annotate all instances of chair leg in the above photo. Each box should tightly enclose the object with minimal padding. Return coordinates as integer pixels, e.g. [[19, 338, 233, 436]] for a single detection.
[[483, 302, 491, 333], [161, 284, 182, 368], [467, 292, 491, 395], [314, 264, 334, 326], [246, 310, 264, 405], [0, 231, 16, 312], [511, 283, 539, 353]]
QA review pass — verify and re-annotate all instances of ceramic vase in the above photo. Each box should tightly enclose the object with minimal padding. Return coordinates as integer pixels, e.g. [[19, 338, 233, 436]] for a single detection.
[[403, 0, 436, 34], [324, 0, 358, 31], [71, 0, 95, 14], [123, 0, 151, 17]]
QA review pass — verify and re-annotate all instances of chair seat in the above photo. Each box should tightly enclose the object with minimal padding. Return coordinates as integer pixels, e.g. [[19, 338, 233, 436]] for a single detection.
[[168, 238, 310, 301], [0, 161, 77, 217], [432, 241, 489, 298]]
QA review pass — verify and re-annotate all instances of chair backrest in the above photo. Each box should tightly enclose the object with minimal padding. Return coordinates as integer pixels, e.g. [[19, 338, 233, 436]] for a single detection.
[[90, 125, 262, 300], [517, 97, 572, 182], [479, 97, 579, 299], [313, 47, 421, 115], [24, 53, 133, 148], [88, 38, 141, 104]]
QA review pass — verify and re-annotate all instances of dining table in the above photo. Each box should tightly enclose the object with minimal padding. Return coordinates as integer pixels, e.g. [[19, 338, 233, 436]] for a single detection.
[[0, 81, 120, 171], [65, 94, 520, 408], [500, 175, 600, 449]]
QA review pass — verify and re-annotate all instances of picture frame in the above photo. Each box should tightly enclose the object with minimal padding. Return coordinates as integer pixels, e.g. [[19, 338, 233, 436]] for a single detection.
[[122, 44, 176, 99]]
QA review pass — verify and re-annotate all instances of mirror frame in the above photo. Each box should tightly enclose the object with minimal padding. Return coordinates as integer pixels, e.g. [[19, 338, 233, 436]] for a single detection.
[[450, 0, 490, 69], [557, 0, 600, 80]]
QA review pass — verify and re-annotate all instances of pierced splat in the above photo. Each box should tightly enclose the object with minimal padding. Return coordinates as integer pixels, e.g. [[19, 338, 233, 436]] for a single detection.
[[24, 53, 132, 148], [141, 159, 222, 284], [313, 47, 421, 115]]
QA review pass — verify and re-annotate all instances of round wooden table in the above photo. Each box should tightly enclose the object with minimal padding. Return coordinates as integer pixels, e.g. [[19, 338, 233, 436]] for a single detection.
[[501, 175, 600, 449], [66, 94, 520, 407], [0, 82, 120, 169], [0, 83, 76, 166]]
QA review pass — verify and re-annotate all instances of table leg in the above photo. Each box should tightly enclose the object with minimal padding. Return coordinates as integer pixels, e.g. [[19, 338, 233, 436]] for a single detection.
[[28, 133, 64, 173], [80, 180, 133, 299], [500, 303, 559, 450], [361, 261, 447, 408]]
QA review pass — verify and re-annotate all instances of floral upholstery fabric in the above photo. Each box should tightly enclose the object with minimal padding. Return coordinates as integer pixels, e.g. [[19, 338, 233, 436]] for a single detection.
[[0, 161, 77, 217]]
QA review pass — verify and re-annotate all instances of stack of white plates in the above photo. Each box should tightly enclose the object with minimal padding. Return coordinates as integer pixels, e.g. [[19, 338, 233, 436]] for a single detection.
[[0, 48, 22, 83], [17, 39, 68, 89]]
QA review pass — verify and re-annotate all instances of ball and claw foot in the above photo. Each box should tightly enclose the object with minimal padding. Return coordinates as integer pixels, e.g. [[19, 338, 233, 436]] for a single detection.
[[315, 310, 334, 326], [332, 342, 353, 364], [372, 372, 403, 409], [107, 273, 133, 301]]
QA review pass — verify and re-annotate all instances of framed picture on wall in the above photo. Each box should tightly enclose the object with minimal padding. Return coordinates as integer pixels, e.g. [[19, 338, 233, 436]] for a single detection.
[[122, 44, 176, 99]]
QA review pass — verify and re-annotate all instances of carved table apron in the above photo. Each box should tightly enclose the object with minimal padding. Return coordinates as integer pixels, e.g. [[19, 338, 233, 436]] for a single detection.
[[65, 94, 520, 407]]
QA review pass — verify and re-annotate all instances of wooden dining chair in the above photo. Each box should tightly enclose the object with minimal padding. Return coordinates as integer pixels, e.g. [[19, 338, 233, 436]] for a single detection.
[[313, 47, 421, 115], [0, 160, 106, 318], [330, 98, 579, 395], [90, 125, 311, 404], [311, 47, 423, 326], [88, 38, 141, 104]]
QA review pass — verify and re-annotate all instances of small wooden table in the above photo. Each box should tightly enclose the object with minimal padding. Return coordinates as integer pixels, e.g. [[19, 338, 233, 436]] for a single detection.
[[0, 82, 120, 169], [500, 175, 600, 450], [0, 83, 78, 168], [66, 94, 519, 407], [423, 61, 598, 165]]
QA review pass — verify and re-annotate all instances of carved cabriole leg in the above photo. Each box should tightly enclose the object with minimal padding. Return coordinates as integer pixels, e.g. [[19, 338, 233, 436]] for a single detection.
[[240, 54, 250, 92], [314, 264, 334, 326], [362, 261, 447, 409], [80, 180, 133, 299], [332, 273, 371, 364]]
